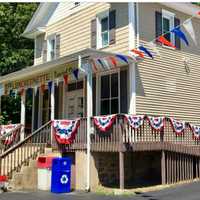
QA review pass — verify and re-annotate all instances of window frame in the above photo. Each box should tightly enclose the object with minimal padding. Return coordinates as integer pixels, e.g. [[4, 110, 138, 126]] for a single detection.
[[47, 34, 56, 61], [98, 69, 121, 115], [97, 10, 109, 49], [162, 9, 175, 48]]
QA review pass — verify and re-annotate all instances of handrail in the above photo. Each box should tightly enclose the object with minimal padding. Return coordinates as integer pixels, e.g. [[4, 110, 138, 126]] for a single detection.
[[0, 121, 51, 158]]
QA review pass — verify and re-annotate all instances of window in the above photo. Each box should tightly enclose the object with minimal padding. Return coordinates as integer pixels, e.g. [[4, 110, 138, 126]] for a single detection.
[[47, 36, 56, 61], [100, 72, 119, 115], [97, 11, 109, 48], [162, 10, 175, 45]]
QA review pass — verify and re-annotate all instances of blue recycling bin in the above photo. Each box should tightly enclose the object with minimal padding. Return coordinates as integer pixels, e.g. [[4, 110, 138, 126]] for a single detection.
[[51, 157, 71, 193]]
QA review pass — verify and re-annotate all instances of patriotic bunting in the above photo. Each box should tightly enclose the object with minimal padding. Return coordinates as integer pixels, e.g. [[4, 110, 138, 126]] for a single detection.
[[93, 114, 117, 132], [73, 69, 79, 80], [109, 57, 117, 68], [115, 54, 129, 64], [63, 74, 68, 85], [52, 119, 80, 144], [147, 116, 165, 131], [169, 118, 185, 135], [138, 46, 154, 59], [131, 49, 144, 58], [48, 81, 52, 93], [190, 124, 200, 140], [97, 59, 106, 70], [124, 114, 145, 129], [171, 28, 189, 46], [183, 19, 197, 45], [157, 36, 176, 49], [40, 84, 46, 94]]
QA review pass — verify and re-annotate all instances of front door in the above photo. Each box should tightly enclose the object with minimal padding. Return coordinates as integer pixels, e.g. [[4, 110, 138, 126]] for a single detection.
[[65, 89, 84, 119]]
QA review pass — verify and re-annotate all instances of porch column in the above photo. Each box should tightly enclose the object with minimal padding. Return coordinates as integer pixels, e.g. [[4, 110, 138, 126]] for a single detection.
[[38, 87, 43, 128], [20, 92, 26, 141], [119, 152, 125, 190], [128, 2, 138, 114], [31, 89, 35, 133], [86, 64, 93, 191], [161, 150, 166, 184], [50, 81, 55, 144]]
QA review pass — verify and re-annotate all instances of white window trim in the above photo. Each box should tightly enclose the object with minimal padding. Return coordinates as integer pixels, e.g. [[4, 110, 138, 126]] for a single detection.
[[96, 10, 109, 49], [97, 69, 120, 115], [162, 9, 175, 49], [47, 34, 56, 61]]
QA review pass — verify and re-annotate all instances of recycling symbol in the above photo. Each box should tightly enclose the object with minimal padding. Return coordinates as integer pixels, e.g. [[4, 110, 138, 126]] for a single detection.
[[60, 174, 68, 184]]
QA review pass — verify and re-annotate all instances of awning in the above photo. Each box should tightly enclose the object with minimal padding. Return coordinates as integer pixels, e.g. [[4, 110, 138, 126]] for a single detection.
[[0, 48, 136, 84]]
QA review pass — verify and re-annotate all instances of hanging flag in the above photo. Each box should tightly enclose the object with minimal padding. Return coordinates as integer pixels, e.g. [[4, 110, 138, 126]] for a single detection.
[[63, 74, 68, 85], [148, 42, 161, 57], [27, 88, 32, 96], [169, 118, 185, 135], [97, 59, 106, 70], [52, 119, 80, 144], [91, 59, 98, 72], [115, 54, 129, 64], [189, 124, 200, 140], [73, 69, 79, 80], [131, 49, 144, 58], [171, 28, 189, 46], [48, 81, 52, 92], [40, 84, 46, 94], [147, 116, 165, 131], [124, 114, 145, 129], [109, 56, 117, 68], [138, 46, 154, 59], [101, 58, 110, 69], [183, 19, 197, 45], [19, 88, 24, 96], [157, 36, 176, 48], [93, 114, 117, 132]]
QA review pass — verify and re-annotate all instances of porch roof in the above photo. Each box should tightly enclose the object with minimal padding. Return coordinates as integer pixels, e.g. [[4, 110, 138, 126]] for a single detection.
[[0, 48, 135, 84]]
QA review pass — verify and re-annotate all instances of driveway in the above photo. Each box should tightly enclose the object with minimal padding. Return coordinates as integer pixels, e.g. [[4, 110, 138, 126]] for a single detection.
[[0, 181, 200, 200]]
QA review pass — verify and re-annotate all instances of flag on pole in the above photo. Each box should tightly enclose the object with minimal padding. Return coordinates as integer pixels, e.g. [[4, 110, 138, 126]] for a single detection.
[[171, 28, 189, 46], [131, 49, 144, 58], [138, 46, 154, 59], [157, 36, 176, 48], [183, 19, 197, 46]]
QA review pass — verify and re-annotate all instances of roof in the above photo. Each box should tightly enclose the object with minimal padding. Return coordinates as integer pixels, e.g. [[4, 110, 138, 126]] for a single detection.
[[0, 48, 135, 84]]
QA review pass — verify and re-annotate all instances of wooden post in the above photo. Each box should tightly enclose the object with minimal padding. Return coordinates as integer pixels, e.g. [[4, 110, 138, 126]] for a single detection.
[[161, 150, 166, 184], [20, 91, 26, 141], [119, 151, 125, 190]]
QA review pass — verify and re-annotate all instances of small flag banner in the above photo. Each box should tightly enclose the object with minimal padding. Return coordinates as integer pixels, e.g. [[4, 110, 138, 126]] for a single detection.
[[147, 116, 165, 131], [0, 124, 21, 145], [169, 118, 185, 135], [52, 119, 80, 145], [93, 114, 117, 132], [124, 114, 145, 129], [189, 124, 200, 140]]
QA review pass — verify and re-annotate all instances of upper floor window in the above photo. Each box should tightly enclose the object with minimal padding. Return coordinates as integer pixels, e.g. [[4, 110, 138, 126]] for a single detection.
[[47, 35, 56, 61], [162, 10, 175, 44]]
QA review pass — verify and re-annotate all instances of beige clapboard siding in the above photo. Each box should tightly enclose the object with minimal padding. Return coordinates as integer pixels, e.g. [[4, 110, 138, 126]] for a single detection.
[[45, 3, 129, 59]]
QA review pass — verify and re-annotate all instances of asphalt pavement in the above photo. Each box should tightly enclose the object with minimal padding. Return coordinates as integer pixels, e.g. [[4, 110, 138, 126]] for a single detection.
[[0, 181, 200, 200]]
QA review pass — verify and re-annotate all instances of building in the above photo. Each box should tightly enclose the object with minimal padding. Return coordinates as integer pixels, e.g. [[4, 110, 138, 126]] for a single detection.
[[0, 2, 200, 191]]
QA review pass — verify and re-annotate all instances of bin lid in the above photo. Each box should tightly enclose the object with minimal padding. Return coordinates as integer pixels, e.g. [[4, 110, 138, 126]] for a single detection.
[[37, 156, 55, 168]]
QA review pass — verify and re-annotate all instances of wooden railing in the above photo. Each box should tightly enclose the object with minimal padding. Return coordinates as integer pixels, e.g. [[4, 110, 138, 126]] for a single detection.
[[0, 121, 51, 178], [0, 125, 22, 154]]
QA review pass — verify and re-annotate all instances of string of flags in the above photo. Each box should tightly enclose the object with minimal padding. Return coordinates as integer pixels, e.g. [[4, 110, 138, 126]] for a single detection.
[[92, 114, 200, 140]]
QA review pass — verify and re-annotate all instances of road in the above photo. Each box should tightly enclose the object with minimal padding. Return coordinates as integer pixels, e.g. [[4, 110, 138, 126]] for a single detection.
[[0, 181, 200, 200]]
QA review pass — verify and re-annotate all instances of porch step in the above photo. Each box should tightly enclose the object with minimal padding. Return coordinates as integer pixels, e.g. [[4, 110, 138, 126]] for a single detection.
[[8, 148, 61, 191]]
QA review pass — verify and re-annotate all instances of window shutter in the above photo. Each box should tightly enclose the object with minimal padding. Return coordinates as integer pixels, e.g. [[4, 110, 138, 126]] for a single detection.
[[174, 17, 181, 50], [155, 11, 162, 43], [109, 9, 116, 45], [43, 40, 47, 63], [91, 19, 97, 48], [55, 34, 60, 59]]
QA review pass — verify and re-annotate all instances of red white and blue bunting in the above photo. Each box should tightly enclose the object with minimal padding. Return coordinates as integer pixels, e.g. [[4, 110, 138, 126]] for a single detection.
[[52, 119, 80, 144], [169, 118, 185, 135], [124, 114, 145, 129], [93, 114, 117, 132], [147, 116, 165, 131], [190, 124, 200, 140]]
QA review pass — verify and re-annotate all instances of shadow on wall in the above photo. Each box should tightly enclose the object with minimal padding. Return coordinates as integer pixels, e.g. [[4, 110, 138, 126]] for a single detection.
[[136, 64, 146, 97], [92, 151, 161, 189]]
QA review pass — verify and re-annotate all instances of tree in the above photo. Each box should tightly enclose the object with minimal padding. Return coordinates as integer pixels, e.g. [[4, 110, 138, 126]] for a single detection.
[[0, 3, 38, 75], [0, 3, 38, 124]]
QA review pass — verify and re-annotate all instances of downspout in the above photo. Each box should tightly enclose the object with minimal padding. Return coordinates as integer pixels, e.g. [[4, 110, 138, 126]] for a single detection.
[[128, 2, 138, 115]]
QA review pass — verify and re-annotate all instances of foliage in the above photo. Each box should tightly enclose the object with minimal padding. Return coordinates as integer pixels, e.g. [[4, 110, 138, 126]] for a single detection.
[[0, 3, 38, 75]]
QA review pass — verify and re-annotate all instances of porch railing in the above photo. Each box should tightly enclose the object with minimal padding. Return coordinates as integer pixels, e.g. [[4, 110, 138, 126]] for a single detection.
[[0, 121, 51, 178]]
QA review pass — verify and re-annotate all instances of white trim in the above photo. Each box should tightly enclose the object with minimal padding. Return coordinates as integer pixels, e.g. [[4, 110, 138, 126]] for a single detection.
[[47, 34, 56, 62], [20, 93, 26, 141], [128, 2, 137, 115]]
